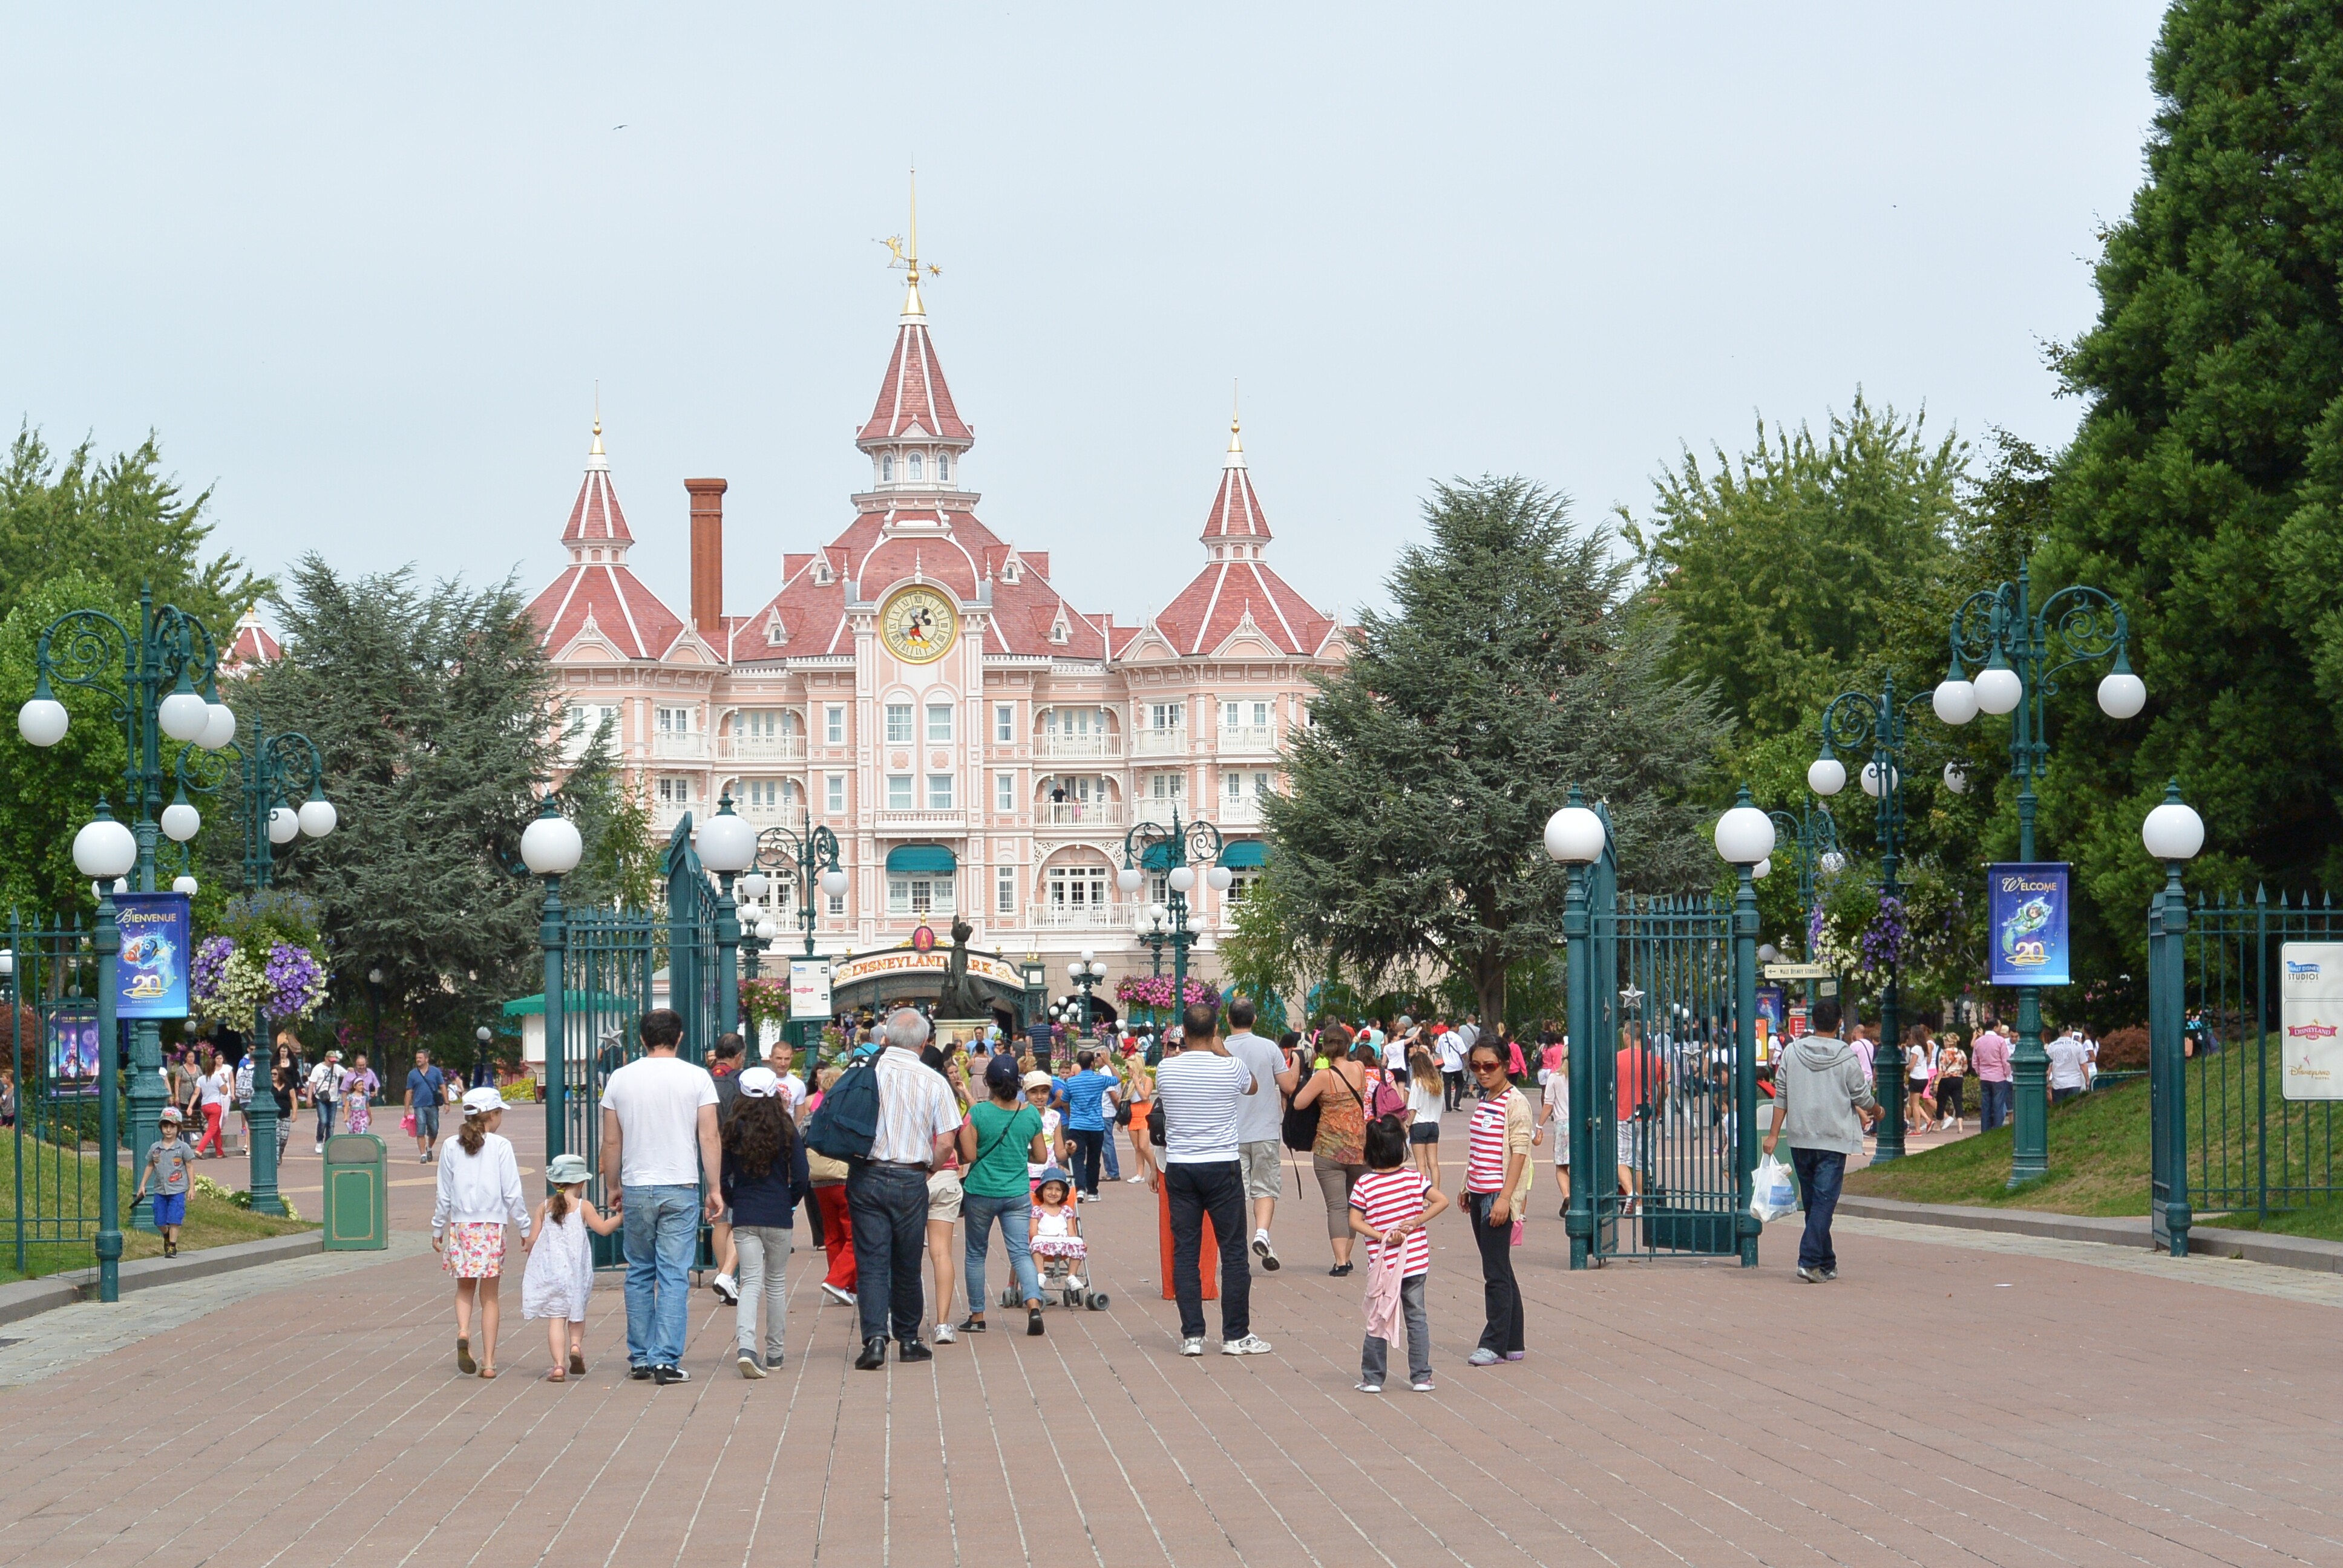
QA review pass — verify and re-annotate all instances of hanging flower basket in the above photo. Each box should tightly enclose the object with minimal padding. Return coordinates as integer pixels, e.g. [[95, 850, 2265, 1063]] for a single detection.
[[189, 891, 331, 1025], [1112, 975, 1219, 1013]]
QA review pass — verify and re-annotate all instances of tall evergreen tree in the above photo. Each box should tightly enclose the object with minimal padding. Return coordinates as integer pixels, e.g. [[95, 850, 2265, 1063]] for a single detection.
[[1262, 477, 1731, 1029], [2046, 0, 2343, 930]]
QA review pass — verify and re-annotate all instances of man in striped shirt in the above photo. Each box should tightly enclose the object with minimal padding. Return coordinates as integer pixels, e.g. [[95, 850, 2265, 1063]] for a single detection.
[[850, 1009, 965, 1370]]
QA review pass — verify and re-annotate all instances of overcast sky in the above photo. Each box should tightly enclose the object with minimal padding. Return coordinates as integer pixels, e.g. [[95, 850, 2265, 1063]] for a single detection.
[[1, 4, 2167, 630]]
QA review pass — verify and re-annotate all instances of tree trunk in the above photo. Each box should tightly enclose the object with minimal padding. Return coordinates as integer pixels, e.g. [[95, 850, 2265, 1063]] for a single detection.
[[1473, 951, 1507, 1042]]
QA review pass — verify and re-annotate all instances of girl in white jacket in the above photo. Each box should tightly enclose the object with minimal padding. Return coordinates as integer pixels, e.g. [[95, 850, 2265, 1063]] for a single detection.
[[432, 1086, 529, 1378]]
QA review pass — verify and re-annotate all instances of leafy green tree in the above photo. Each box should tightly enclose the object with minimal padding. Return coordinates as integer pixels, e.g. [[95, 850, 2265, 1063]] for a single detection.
[[0, 573, 133, 918], [215, 558, 624, 1036], [0, 426, 267, 636], [2043, 0, 2343, 955], [1262, 477, 1732, 1029]]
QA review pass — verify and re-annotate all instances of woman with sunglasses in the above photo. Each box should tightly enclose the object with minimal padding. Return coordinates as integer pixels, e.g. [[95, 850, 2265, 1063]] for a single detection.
[[1461, 1041, 1532, 1366]]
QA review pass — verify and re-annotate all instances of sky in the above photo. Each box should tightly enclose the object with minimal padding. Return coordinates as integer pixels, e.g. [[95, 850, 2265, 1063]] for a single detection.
[[0, 4, 2169, 631]]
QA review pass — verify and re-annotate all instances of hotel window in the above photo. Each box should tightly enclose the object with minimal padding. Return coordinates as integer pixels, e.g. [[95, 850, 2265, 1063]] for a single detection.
[[826, 774, 846, 814], [656, 776, 693, 804], [1150, 773, 1184, 803], [997, 772, 1016, 812], [881, 455, 894, 482], [927, 774, 954, 811], [740, 710, 779, 740], [886, 703, 913, 743], [888, 875, 954, 915], [1254, 771, 1271, 797], [657, 705, 692, 736], [927, 702, 953, 742], [745, 779, 779, 809], [1150, 702, 1184, 731], [825, 705, 845, 744], [995, 703, 1014, 743], [908, 452, 924, 481], [938, 452, 951, 482], [827, 889, 847, 916], [887, 775, 914, 810], [1253, 701, 1270, 728], [1047, 866, 1109, 907], [1226, 772, 1242, 802], [1151, 872, 1168, 906], [997, 865, 1015, 913]]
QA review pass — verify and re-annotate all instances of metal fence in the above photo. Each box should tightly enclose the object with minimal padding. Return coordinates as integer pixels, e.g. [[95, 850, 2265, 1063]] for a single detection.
[[7, 913, 113, 1279], [2151, 887, 2342, 1254]]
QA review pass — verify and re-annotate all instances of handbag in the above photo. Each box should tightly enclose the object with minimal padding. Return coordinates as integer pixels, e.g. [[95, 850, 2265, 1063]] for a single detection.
[[401, 1108, 418, 1137]]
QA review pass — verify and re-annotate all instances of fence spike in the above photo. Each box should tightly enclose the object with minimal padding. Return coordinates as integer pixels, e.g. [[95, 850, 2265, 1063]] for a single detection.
[[2278, 890, 2291, 910], [2257, 883, 2269, 907]]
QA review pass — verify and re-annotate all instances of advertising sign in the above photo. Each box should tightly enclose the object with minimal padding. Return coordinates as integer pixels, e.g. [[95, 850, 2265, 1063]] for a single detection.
[[1987, 863, 2071, 988], [1755, 985, 1786, 1065], [45, 1004, 100, 1096], [114, 891, 192, 1019], [788, 959, 834, 1022], [2281, 941, 2343, 1101]]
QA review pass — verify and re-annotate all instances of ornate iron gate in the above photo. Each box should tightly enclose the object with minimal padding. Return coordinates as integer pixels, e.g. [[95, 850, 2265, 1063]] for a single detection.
[[6, 912, 110, 1279], [1564, 806, 1759, 1267]]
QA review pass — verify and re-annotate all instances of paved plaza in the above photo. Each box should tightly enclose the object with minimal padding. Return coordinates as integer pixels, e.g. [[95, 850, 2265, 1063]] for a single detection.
[[2, 1108, 2340, 1567]]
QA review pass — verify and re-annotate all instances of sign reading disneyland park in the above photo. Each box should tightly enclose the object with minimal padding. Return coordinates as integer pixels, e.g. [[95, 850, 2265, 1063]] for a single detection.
[[830, 944, 1027, 993], [504, 190, 1339, 987], [1986, 863, 2071, 988], [2280, 942, 2343, 1101]]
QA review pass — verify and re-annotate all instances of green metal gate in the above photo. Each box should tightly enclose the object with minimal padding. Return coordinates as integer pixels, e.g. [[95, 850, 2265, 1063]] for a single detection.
[[2150, 884, 2343, 1255], [6, 913, 114, 1280], [1563, 805, 1760, 1268]]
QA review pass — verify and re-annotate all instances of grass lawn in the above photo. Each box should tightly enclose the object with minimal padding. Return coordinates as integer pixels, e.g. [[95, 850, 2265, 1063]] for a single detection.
[[1844, 1078, 2154, 1217], [2, 1137, 315, 1283]]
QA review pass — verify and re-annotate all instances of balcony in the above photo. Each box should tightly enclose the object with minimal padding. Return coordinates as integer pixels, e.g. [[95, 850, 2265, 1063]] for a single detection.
[[1027, 900, 1138, 930], [651, 799, 697, 835], [874, 808, 967, 835], [739, 802, 810, 832], [1034, 802, 1129, 832], [1212, 797, 1267, 828], [718, 735, 808, 762], [1132, 727, 1189, 757], [1034, 733, 1122, 760], [650, 731, 707, 760], [1214, 725, 1279, 756]]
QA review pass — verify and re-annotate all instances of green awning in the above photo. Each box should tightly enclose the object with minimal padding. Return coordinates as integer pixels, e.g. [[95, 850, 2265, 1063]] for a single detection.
[[502, 990, 635, 1017], [886, 844, 958, 875], [1219, 839, 1269, 869], [1141, 841, 1176, 871]]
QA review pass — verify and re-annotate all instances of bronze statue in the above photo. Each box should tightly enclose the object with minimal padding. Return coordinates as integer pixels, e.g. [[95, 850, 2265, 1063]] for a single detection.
[[937, 916, 986, 1018]]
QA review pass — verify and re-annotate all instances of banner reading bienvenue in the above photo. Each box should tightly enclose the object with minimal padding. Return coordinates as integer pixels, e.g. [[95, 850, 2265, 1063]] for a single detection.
[[1987, 863, 2071, 988], [2281, 942, 2343, 1101], [114, 891, 192, 1020]]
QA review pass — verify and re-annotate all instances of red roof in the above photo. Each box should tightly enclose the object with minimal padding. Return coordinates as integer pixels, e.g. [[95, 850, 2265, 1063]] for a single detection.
[[1153, 446, 1335, 656], [1201, 425, 1271, 541], [223, 609, 280, 672], [856, 322, 972, 445], [561, 430, 631, 544], [527, 434, 685, 661]]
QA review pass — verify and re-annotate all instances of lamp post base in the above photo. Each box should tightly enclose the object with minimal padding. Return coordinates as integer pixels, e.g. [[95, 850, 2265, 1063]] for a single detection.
[[2008, 985, 2049, 1186]]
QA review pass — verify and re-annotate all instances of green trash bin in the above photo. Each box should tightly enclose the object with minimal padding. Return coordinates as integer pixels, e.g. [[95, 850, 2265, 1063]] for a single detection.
[[322, 1132, 390, 1250]]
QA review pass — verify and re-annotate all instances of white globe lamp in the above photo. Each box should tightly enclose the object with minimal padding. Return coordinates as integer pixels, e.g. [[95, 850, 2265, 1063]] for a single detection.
[[157, 682, 209, 743], [1860, 760, 1899, 799], [298, 796, 337, 837], [1820, 849, 1847, 875], [1942, 761, 1969, 795], [2141, 785, 2205, 863], [160, 799, 202, 842], [2098, 668, 2147, 720], [1712, 795, 1776, 867], [1205, 864, 1234, 892], [1752, 857, 1772, 880], [1807, 756, 1847, 797], [72, 812, 137, 880], [198, 702, 237, 751], [1932, 677, 1979, 726], [820, 867, 850, 898], [1168, 865, 1196, 894], [1542, 803, 1607, 864], [1974, 663, 2024, 716], [739, 871, 769, 900], [18, 691, 68, 748], [172, 874, 198, 896], [697, 806, 757, 875], [520, 810, 584, 877], [267, 806, 300, 845], [1116, 867, 1143, 895]]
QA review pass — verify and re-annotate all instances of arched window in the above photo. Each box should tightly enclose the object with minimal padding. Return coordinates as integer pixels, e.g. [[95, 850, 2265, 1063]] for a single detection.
[[908, 452, 925, 481], [937, 452, 951, 482], [881, 454, 895, 483]]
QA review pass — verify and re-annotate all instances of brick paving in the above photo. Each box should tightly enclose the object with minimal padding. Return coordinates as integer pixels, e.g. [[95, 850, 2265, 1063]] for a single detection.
[[1, 1106, 2339, 1566]]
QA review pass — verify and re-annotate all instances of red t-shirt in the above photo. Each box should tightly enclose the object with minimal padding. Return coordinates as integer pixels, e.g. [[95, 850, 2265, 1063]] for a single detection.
[[1616, 1047, 1664, 1120]]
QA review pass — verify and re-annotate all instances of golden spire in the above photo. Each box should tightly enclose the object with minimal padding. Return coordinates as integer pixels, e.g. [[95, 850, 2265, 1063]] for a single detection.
[[882, 165, 940, 319], [591, 381, 605, 455], [1225, 379, 1247, 468]]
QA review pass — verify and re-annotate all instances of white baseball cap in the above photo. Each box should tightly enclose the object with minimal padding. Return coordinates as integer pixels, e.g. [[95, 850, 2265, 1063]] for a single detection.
[[738, 1066, 782, 1099]]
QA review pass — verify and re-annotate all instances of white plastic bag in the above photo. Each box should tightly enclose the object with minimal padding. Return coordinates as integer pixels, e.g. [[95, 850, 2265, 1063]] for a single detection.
[[1751, 1154, 1798, 1224]]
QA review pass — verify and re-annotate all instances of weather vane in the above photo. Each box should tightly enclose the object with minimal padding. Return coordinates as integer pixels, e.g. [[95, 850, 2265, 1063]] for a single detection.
[[880, 165, 941, 286]]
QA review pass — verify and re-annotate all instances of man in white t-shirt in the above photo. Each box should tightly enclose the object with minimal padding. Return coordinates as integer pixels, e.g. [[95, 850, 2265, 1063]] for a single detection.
[[1223, 998, 1299, 1272], [2046, 1027, 2091, 1105], [762, 1040, 808, 1116], [1138, 1004, 1269, 1358], [601, 1008, 721, 1385]]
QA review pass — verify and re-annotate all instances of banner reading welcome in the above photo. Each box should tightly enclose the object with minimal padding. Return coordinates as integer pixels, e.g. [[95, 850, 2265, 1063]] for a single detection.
[[1987, 863, 2070, 988]]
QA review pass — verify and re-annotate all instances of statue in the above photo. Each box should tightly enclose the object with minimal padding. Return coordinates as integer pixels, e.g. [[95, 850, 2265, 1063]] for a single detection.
[[937, 917, 986, 1019]]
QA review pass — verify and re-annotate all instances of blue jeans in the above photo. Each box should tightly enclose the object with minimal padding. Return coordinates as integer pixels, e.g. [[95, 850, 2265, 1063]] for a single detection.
[[1979, 1078, 2013, 1132], [962, 1188, 1041, 1312], [315, 1097, 336, 1142], [1103, 1128, 1121, 1181], [847, 1162, 930, 1344], [1068, 1127, 1106, 1195], [621, 1183, 701, 1369], [1790, 1147, 1845, 1272]]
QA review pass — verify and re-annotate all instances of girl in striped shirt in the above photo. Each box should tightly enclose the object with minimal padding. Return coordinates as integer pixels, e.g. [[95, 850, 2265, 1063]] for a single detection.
[[1348, 1117, 1448, 1393], [1462, 1042, 1532, 1366]]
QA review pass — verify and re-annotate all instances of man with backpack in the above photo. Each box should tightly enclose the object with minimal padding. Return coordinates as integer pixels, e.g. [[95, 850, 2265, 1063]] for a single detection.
[[822, 1008, 962, 1370]]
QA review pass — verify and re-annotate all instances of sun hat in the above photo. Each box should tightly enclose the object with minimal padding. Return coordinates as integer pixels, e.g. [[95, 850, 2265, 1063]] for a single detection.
[[460, 1085, 507, 1115], [159, 1106, 182, 1121], [1021, 1070, 1053, 1091], [545, 1153, 591, 1185], [1034, 1166, 1073, 1193], [737, 1065, 782, 1099]]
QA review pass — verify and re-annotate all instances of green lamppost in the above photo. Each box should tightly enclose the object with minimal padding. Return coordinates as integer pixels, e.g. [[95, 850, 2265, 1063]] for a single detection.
[[1807, 673, 1945, 1165], [18, 589, 233, 1272], [172, 720, 335, 1217], [737, 818, 845, 1056], [1712, 788, 1774, 1270], [1138, 908, 1172, 1025], [1067, 950, 1107, 1032], [1931, 561, 2143, 1186], [1118, 811, 1230, 1034], [519, 803, 584, 1163]]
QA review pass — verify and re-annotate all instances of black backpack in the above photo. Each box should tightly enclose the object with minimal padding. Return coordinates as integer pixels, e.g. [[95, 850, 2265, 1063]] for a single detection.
[[1282, 1053, 1320, 1151], [802, 1055, 882, 1161]]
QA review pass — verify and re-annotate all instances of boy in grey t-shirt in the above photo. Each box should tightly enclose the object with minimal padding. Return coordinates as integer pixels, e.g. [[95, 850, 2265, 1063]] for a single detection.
[[134, 1107, 199, 1256]]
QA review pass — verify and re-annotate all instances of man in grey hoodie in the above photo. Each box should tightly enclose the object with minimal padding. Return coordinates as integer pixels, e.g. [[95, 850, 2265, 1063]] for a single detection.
[[1761, 999, 1877, 1283]]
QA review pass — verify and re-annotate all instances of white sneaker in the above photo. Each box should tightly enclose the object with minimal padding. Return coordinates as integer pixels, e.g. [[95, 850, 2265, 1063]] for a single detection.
[[820, 1282, 856, 1307], [1181, 1337, 1206, 1357], [934, 1323, 955, 1345], [1251, 1233, 1280, 1271], [1411, 1379, 1436, 1393], [313, 1144, 323, 1154], [1221, 1334, 1273, 1356], [1125, 1175, 1147, 1184], [1354, 1380, 1382, 1394], [711, 1273, 739, 1305]]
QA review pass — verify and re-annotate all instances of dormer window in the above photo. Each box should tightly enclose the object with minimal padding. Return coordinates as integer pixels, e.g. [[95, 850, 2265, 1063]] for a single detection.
[[1049, 615, 1070, 645], [908, 452, 924, 482], [882, 455, 896, 483], [937, 452, 951, 482], [765, 615, 787, 647], [1001, 555, 1020, 584], [813, 559, 834, 586]]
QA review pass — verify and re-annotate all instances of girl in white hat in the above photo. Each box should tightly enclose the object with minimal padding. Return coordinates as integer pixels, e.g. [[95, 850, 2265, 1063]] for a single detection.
[[431, 1086, 529, 1377], [522, 1151, 622, 1381]]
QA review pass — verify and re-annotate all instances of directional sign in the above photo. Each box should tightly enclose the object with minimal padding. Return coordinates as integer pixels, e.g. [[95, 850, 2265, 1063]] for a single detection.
[[1763, 962, 1833, 981]]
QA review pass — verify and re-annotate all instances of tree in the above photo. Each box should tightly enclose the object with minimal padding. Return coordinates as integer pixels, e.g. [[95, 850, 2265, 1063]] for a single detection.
[[1261, 477, 1732, 1029], [2043, 0, 2343, 950], [218, 558, 624, 1037], [0, 573, 133, 918], [0, 426, 267, 636]]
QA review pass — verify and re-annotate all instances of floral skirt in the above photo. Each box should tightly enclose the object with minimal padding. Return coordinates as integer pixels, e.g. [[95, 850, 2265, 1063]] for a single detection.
[[1032, 1236, 1087, 1262], [441, 1221, 505, 1279], [346, 1097, 371, 1135]]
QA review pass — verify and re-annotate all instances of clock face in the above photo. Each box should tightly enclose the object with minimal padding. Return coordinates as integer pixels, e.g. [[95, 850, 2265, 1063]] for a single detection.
[[879, 586, 957, 664]]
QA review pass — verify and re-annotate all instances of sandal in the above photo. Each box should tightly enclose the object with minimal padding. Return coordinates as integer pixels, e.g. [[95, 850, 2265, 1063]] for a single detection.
[[456, 1337, 477, 1375], [478, 1365, 499, 1380], [548, 1368, 566, 1383], [569, 1352, 587, 1376]]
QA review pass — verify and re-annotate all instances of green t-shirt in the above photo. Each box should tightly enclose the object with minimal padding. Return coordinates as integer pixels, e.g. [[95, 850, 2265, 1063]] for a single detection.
[[963, 1100, 1044, 1200]]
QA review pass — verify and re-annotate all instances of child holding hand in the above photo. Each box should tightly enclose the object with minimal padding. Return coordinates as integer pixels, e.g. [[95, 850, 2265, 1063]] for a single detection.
[[520, 1152, 621, 1381]]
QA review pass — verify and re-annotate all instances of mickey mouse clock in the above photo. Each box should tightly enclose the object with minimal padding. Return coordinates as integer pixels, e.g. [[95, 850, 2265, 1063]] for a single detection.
[[878, 585, 957, 665]]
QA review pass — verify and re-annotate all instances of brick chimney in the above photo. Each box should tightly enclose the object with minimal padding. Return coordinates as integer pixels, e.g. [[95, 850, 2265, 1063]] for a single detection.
[[684, 478, 727, 632]]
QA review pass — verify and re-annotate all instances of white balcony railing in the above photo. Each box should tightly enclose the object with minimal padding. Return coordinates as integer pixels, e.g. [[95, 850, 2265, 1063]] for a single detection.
[[1132, 727, 1189, 757], [1034, 733, 1122, 760], [1035, 803, 1128, 831], [1027, 901, 1138, 929], [1215, 725, 1279, 755], [739, 802, 810, 832], [1212, 797, 1267, 828], [874, 808, 967, 835], [651, 799, 696, 834], [718, 735, 808, 762], [650, 732, 707, 760]]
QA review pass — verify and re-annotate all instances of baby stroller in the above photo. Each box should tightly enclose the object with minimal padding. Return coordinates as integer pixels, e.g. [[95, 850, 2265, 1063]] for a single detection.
[[1000, 1166, 1109, 1312]]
